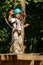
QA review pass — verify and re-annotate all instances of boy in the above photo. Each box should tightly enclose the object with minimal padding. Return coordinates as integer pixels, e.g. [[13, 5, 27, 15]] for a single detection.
[[9, 8, 29, 53]]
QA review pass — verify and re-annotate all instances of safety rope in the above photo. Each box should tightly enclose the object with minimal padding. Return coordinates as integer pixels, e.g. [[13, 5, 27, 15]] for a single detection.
[[3, 12, 14, 29]]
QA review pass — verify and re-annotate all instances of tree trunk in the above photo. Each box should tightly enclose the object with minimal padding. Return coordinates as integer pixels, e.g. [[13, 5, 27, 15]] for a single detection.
[[20, 0, 26, 52]]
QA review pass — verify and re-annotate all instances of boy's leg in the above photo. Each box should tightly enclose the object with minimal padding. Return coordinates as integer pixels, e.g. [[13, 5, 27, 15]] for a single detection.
[[18, 35, 23, 53], [13, 39, 20, 53], [10, 43, 14, 53], [13, 32, 21, 53], [10, 31, 23, 53]]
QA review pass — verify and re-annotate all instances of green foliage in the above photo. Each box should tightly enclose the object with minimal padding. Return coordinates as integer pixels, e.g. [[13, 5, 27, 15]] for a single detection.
[[0, 28, 8, 42], [34, 0, 43, 2], [27, 0, 43, 2], [24, 2, 43, 53], [0, 0, 20, 53], [0, 0, 21, 20], [0, 28, 10, 53]]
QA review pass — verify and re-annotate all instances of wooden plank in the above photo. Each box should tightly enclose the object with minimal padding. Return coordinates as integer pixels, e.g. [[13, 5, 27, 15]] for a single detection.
[[34, 60, 41, 65], [0, 53, 43, 65], [17, 53, 43, 60], [0, 54, 17, 61], [40, 61, 43, 65], [0, 53, 43, 61], [30, 60, 34, 65]]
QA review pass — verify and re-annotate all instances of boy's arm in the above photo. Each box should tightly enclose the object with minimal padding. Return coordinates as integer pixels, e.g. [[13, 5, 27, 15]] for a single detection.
[[8, 15, 12, 22], [23, 23, 30, 28], [8, 10, 14, 22]]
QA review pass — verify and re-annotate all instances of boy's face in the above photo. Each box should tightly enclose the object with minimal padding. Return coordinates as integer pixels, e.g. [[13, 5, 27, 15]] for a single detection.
[[15, 13, 21, 19]]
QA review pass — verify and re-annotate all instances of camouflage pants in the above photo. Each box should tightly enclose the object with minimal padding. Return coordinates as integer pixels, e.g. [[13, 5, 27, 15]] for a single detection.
[[10, 31, 22, 53]]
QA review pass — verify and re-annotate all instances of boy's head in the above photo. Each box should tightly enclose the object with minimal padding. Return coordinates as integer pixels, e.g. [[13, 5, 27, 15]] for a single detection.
[[14, 8, 22, 19]]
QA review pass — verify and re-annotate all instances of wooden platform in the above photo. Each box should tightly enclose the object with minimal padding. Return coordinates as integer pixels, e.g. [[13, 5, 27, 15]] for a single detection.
[[0, 53, 43, 65]]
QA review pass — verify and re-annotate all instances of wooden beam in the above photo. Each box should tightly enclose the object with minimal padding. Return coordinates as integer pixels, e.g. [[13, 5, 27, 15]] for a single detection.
[[17, 53, 43, 60], [0, 53, 43, 61]]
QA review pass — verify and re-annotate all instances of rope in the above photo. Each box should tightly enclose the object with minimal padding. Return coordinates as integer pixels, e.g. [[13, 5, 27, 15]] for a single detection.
[[3, 12, 14, 29]]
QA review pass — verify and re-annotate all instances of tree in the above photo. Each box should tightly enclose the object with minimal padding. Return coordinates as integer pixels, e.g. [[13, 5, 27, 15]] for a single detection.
[[20, 0, 26, 52]]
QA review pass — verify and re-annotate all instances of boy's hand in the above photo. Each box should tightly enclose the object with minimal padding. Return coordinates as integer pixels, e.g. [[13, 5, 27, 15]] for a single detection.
[[23, 23, 30, 28], [25, 23, 30, 27]]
